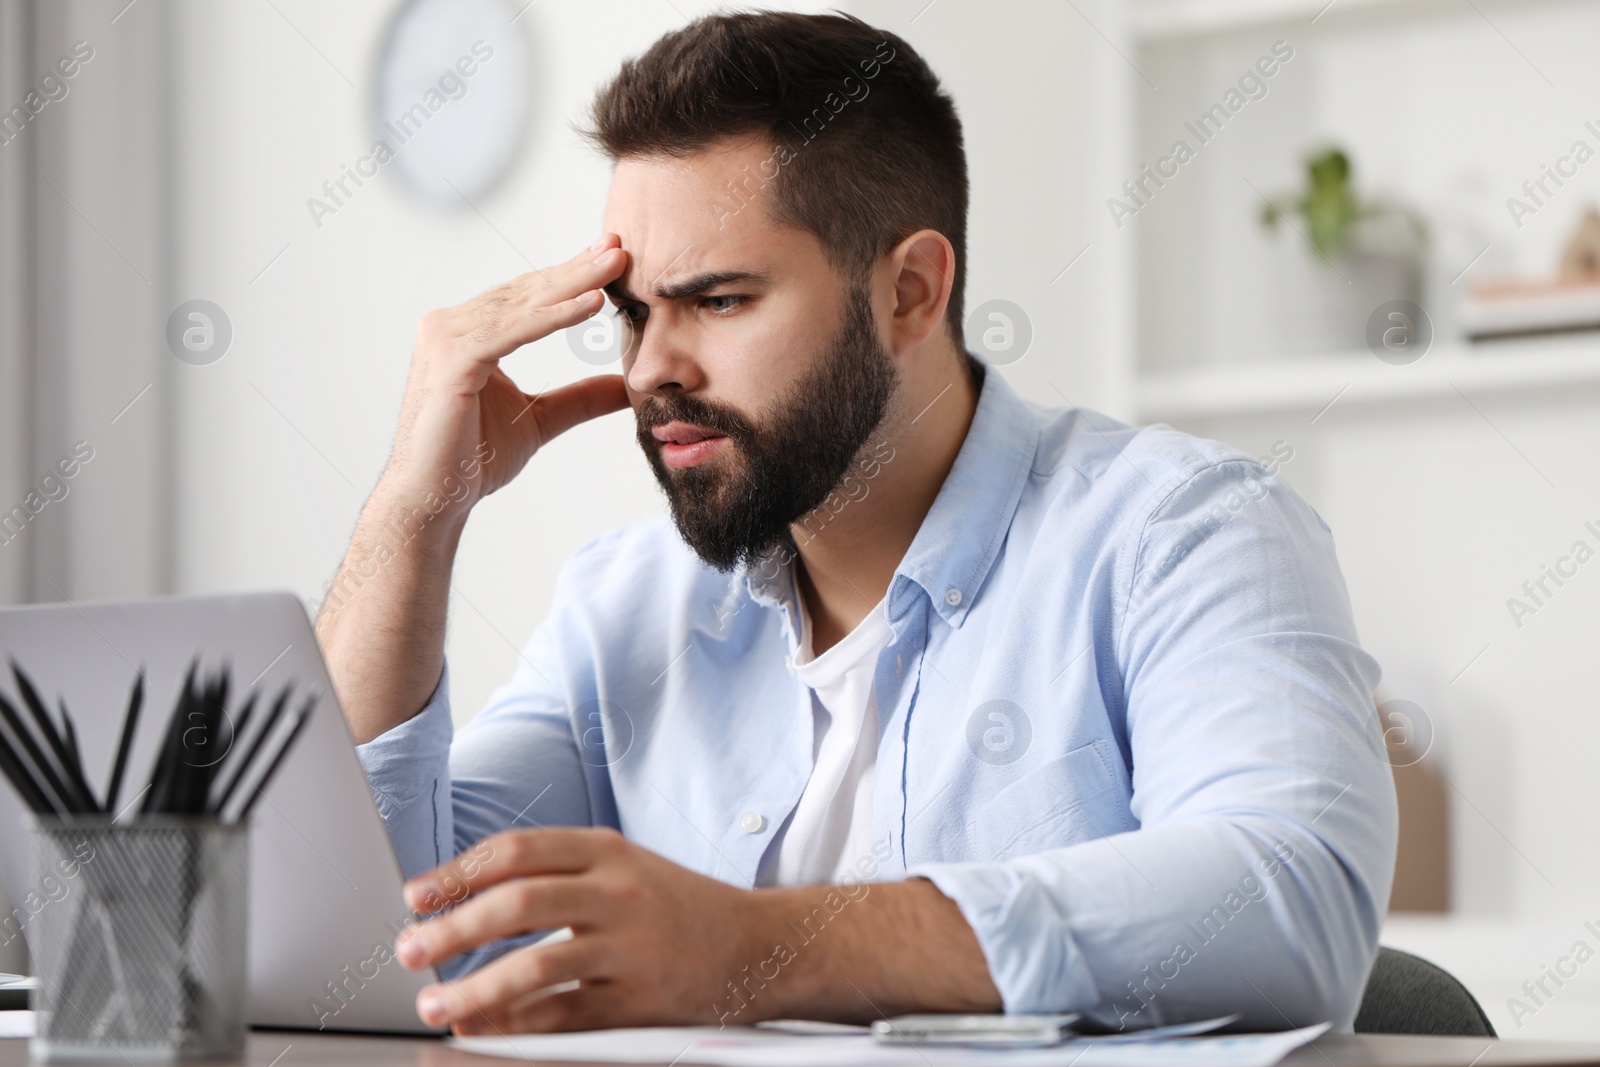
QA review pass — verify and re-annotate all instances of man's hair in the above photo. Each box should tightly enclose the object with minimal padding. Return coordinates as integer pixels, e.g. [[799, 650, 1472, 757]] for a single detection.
[[584, 10, 970, 344]]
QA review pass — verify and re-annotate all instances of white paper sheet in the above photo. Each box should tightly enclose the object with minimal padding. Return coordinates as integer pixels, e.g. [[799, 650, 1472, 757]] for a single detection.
[[755, 1019, 871, 1035], [1071, 1015, 1239, 1044], [452, 1020, 1332, 1067], [0, 1011, 35, 1038]]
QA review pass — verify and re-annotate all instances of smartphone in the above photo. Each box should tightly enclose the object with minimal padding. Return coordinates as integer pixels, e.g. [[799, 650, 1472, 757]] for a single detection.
[[870, 1013, 1080, 1047]]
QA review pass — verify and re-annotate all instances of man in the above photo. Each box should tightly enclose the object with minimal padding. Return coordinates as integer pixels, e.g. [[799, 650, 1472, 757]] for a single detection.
[[319, 11, 1396, 1037]]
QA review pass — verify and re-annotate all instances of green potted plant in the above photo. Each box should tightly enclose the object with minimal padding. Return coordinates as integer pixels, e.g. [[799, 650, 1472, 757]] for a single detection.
[[1260, 146, 1429, 354]]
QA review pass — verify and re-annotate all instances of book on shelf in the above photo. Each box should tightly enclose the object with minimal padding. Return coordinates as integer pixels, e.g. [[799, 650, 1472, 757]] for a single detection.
[[1461, 277, 1600, 342]]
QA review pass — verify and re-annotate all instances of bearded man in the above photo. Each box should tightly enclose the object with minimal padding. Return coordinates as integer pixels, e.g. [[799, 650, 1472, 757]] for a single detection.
[[319, 10, 1396, 1038]]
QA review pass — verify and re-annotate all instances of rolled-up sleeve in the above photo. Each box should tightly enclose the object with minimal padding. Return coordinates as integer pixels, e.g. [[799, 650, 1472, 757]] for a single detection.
[[911, 458, 1397, 1032], [355, 659, 456, 879]]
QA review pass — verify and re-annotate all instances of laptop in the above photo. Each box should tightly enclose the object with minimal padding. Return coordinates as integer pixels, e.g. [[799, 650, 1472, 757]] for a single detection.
[[0, 591, 442, 1034]]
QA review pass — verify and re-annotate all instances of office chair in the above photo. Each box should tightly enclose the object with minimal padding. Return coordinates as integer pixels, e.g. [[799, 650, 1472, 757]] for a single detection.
[[1355, 946, 1497, 1037]]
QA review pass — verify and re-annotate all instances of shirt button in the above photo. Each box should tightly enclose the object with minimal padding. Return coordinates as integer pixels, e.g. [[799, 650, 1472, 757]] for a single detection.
[[784, 655, 796, 675], [944, 588, 962, 607], [739, 811, 765, 834]]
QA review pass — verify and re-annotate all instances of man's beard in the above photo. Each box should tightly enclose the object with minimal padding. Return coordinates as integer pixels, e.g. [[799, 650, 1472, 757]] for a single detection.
[[635, 282, 896, 572]]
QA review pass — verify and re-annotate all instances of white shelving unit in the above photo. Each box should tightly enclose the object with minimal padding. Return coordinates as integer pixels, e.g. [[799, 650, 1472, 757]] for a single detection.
[[1135, 0, 1424, 40], [1119, 0, 1600, 943], [1133, 0, 1527, 42], [1126, 0, 1600, 425], [1140, 333, 1600, 421]]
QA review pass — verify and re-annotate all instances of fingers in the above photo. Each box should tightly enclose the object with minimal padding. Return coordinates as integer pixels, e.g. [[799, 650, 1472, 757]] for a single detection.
[[453, 981, 625, 1036], [454, 979, 627, 1036], [406, 827, 612, 912], [537, 235, 625, 308], [450, 288, 608, 370], [418, 936, 610, 1030], [523, 375, 631, 450], [397, 877, 597, 970], [431, 237, 628, 369], [493, 236, 625, 313]]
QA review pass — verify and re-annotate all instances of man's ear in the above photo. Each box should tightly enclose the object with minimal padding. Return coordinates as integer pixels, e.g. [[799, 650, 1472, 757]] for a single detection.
[[884, 229, 955, 355]]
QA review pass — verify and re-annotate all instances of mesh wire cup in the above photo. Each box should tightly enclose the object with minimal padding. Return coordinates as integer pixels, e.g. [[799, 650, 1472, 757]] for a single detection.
[[29, 817, 249, 1061]]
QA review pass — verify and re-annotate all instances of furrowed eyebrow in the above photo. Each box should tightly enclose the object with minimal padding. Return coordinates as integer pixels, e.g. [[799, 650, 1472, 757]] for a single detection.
[[604, 269, 769, 304], [655, 269, 769, 300]]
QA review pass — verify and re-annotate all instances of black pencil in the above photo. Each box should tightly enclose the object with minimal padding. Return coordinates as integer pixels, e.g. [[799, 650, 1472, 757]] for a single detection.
[[105, 671, 144, 817], [143, 659, 199, 814], [205, 691, 255, 814], [58, 702, 94, 810], [9, 664, 96, 813], [0, 718, 59, 814], [195, 664, 232, 813], [58, 699, 81, 771], [0, 692, 79, 814], [171, 666, 208, 814], [212, 683, 292, 815], [142, 669, 182, 813], [188, 668, 227, 819], [235, 697, 314, 821], [173, 670, 208, 815]]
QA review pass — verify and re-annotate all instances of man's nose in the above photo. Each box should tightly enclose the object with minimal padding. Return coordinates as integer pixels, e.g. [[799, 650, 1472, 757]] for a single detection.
[[624, 315, 703, 397]]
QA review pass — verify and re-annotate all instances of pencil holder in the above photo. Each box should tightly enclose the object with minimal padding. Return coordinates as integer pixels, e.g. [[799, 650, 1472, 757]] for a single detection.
[[28, 817, 248, 1062]]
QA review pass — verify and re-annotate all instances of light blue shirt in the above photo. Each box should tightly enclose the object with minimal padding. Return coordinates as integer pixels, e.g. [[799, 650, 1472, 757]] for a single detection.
[[356, 365, 1397, 1031]]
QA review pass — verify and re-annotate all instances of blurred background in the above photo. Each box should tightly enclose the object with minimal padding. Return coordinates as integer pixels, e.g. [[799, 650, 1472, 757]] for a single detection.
[[3, 0, 1600, 1037]]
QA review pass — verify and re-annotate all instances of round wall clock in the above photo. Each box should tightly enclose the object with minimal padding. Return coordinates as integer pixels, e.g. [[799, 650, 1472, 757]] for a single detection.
[[371, 0, 533, 204]]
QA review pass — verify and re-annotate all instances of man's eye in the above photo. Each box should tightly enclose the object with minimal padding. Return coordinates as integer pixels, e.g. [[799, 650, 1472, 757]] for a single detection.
[[701, 294, 747, 314], [617, 303, 647, 325]]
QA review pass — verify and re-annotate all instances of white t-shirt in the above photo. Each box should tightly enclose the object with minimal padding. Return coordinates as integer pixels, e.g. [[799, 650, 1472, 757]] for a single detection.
[[769, 592, 893, 886]]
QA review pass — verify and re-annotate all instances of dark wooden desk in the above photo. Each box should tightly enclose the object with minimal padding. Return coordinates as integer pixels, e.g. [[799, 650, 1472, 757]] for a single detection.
[[3, 1032, 1600, 1067]]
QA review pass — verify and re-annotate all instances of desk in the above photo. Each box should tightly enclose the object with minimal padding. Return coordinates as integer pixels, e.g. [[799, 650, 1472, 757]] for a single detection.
[[6, 1032, 1600, 1067]]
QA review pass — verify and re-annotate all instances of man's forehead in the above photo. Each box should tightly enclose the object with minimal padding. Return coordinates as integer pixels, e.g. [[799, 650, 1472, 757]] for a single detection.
[[601, 143, 809, 295], [603, 137, 771, 217], [602, 206, 772, 302]]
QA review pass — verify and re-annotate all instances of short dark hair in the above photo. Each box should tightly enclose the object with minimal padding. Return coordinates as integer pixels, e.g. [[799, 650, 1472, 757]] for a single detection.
[[584, 10, 970, 343]]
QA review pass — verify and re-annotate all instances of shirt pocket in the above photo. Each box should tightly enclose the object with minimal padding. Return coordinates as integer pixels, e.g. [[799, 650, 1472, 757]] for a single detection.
[[965, 739, 1135, 861]]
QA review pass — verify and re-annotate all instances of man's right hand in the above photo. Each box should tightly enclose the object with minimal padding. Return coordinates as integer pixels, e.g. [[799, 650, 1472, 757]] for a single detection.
[[381, 234, 632, 518], [317, 235, 632, 746]]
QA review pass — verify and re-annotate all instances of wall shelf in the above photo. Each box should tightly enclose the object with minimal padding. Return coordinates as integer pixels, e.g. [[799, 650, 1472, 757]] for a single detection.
[[1137, 334, 1600, 421], [1133, 0, 1490, 41]]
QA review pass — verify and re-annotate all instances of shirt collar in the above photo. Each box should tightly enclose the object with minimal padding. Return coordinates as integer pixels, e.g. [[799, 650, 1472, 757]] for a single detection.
[[892, 362, 1039, 628], [738, 360, 1041, 631]]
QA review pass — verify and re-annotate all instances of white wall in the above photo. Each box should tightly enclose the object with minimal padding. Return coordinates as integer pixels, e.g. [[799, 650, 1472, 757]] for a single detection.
[[895, 0, 1136, 417]]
